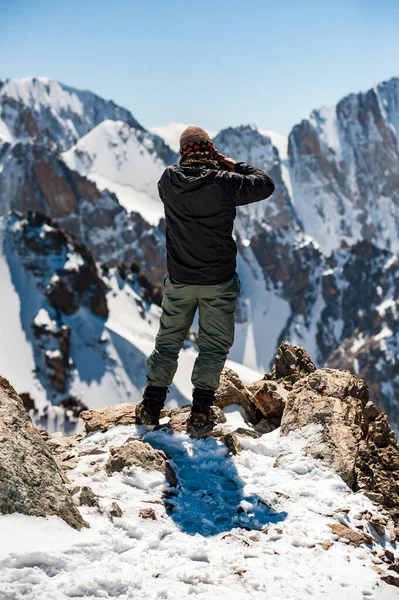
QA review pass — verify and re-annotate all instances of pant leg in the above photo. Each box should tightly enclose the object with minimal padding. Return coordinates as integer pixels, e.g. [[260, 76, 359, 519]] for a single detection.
[[147, 276, 198, 387], [191, 273, 240, 391]]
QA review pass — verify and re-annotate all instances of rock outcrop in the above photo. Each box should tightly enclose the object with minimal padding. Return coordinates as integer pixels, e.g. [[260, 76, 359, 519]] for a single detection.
[[0, 376, 86, 529], [105, 439, 178, 487], [8, 211, 108, 319], [280, 367, 370, 486], [275, 343, 399, 534]]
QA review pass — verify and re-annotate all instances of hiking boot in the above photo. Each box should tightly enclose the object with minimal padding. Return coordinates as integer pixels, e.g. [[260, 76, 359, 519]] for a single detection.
[[188, 405, 220, 428], [135, 385, 168, 426], [187, 387, 217, 429]]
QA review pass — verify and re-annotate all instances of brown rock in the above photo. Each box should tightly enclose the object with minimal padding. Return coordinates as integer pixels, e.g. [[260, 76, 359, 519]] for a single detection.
[[329, 524, 373, 546], [246, 379, 288, 420], [381, 575, 399, 588], [281, 368, 369, 487], [321, 542, 334, 551], [0, 376, 86, 529], [80, 403, 137, 432], [234, 428, 259, 439], [355, 414, 399, 530], [254, 418, 281, 435], [109, 502, 123, 518], [272, 342, 316, 381], [220, 432, 243, 455], [79, 486, 99, 508], [215, 368, 257, 423], [105, 439, 178, 488], [139, 508, 157, 520]]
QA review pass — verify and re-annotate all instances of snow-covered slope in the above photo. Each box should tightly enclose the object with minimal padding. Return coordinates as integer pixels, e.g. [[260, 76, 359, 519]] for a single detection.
[[62, 120, 165, 225], [0, 423, 396, 599]]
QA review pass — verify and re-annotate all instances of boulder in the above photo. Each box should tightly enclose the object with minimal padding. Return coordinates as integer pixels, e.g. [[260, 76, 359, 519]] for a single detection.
[[328, 523, 373, 546], [105, 439, 178, 488], [80, 403, 137, 432], [79, 486, 99, 508], [139, 507, 157, 520], [246, 379, 288, 420], [109, 502, 123, 518], [215, 368, 257, 423], [272, 342, 316, 381], [0, 376, 86, 529]]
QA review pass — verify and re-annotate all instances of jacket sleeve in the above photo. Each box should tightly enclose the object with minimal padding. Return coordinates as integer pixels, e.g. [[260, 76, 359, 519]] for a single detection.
[[229, 161, 275, 206], [157, 169, 168, 203]]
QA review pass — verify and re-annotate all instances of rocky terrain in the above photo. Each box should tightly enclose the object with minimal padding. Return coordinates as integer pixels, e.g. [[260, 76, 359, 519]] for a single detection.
[[0, 75, 399, 433], [0, 344, 398, 598]]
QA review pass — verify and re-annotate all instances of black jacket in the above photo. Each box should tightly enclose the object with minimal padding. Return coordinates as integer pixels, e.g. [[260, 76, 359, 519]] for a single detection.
[[158, 161, 275, 285]]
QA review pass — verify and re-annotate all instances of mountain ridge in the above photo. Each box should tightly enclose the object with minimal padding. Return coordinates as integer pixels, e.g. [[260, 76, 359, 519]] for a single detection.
[[0, 74, 398, 432]]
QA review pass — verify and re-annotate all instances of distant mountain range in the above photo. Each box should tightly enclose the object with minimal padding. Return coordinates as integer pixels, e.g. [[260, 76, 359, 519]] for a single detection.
[[0, 75, 398, 432]]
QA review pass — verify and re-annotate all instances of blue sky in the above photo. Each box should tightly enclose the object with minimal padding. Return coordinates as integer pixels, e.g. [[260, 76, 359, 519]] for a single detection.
[[1, 0, 398, 134]]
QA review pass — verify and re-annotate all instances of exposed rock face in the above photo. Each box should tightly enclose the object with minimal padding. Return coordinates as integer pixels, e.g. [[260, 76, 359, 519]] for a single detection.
[[356, 414, 399, 527], [0, 376, 86, 529], [5, 211, 109, 396], [276, 343, 399, 531], [105, 439, 178, 487], [8, 211, 108, 319], [280, 367, 369, 486], [288, 77, 399, 255], [0, 78, 169, 284], [33, 313, 71, 393]]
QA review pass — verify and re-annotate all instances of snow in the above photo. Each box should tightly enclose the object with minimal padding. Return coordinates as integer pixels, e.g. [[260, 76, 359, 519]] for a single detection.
[[33, 308, 58, 333], [63, 252, 84, 272], [62, 120, 165, 225], [230, 246, 291, 372], [0, 422, 395, 599], [258, 129, 288, 160], [0, 118, 13, 143], [88, 174, 164, 225]]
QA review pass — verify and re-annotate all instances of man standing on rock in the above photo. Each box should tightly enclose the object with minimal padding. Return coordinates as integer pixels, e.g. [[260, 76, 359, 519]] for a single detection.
[[136, 126, 275, 427]]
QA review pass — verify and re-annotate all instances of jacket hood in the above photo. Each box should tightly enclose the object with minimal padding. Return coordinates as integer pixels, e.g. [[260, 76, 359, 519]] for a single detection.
[[166, 165, 218, 195]]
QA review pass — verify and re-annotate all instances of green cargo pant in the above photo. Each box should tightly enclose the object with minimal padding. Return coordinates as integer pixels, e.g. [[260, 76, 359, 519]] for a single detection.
[[147, 273, 240, 391]]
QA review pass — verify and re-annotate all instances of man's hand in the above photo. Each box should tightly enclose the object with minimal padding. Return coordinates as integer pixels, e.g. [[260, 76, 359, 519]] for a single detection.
[[214, 150, 236, 172]]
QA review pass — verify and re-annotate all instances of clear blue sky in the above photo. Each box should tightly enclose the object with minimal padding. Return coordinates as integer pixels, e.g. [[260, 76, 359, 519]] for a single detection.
[[1, 0, 398, 134]]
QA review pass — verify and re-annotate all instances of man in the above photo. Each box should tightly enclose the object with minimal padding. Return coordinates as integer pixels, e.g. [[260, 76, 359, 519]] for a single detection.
[[136, 126, 275, 427]]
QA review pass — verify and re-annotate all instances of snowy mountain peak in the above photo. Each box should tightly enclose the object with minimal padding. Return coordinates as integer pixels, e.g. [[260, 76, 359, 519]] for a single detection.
[[0, 76, 144, 151], [61, 120, 166, 224]]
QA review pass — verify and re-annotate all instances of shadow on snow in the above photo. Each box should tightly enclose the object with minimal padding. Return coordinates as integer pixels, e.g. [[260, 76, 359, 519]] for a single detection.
[[146, 428, 287, 537]]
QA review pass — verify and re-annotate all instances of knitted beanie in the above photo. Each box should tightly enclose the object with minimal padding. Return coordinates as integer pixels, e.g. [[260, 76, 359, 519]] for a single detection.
[[179, 126, 216, 166]]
